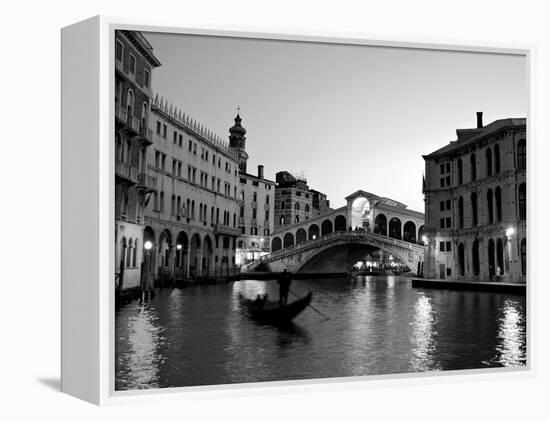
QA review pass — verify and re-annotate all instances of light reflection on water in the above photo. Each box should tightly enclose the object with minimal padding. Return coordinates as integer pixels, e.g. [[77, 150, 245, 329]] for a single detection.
[[494, 299, 527, 367], [115, 277, 526, 390]]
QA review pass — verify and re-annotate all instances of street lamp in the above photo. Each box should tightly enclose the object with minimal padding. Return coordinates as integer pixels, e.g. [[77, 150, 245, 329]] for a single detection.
[[144, 240, 153, 250], [506, 227, 515, 238], [422, 235, 428, 246]]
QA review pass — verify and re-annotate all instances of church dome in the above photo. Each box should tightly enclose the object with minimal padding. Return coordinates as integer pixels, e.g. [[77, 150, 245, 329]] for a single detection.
[[229, 114, 247, 136]]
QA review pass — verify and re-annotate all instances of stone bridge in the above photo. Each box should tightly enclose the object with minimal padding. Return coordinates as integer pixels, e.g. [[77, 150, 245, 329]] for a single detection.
[[245, 230, 425, 275]]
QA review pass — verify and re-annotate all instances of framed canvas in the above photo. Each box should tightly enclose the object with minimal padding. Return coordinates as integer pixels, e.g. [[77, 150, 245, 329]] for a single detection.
[[61, 15, 535, 405]]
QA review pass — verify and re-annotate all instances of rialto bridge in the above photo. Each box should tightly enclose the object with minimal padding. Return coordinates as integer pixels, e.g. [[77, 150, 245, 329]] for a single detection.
[[247, 190, 426, 274]]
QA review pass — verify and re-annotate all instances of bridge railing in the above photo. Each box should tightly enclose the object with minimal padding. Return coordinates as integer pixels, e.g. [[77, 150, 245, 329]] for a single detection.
[[246, 230, 424, 270]]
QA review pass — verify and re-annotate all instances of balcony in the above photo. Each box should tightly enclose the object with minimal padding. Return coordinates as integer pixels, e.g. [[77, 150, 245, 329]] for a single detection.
[[115, 106, 127, 123], [264, 221, 270, 229], [251, 202, 257, 209], [213, 224, 242, 237], [115, 160, 139, 184], [137, 173, 157, 191], [115, 59, 124, 73], [251, 218, 258, 226], [238, 199, 245, 207]]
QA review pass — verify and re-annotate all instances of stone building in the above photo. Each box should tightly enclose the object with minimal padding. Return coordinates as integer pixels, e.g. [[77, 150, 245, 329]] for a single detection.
[[229, 114, 276, 265], [142, 99, 242, 283], [114, 31, 161, 294], [274, 172, 331, 229], [423, 112, 527, 282]]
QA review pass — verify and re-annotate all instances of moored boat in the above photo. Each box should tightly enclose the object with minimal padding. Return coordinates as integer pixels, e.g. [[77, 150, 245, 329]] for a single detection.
[[239, 292, 313, 324]]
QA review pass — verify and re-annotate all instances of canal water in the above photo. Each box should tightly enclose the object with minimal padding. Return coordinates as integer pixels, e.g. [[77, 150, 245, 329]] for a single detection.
[[115, 276, 527, 390]]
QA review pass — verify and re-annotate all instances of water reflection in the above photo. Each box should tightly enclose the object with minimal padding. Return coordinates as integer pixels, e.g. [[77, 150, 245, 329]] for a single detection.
[[115, 304, 165, 390], [494, 299, 526, 367], [409, 294, 439, 372], [115, 278, 526, 390]]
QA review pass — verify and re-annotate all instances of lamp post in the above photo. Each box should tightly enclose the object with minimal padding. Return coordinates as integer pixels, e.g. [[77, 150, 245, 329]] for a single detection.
[[143, 240, 153, 300], [176, 243, 182, 284], [421, 235, 429, 278]]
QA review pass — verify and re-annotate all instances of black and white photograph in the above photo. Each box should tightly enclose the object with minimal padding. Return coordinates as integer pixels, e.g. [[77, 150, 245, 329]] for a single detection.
[[113, 29, 527, 391]]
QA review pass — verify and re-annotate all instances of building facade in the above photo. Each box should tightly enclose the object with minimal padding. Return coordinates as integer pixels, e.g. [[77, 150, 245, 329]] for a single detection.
[[143, 98, 243, 284], [114, 31, 161, 294], [423, 113, 526, 282], [274, 171, 331, 229], [226, 115, 276, 265]]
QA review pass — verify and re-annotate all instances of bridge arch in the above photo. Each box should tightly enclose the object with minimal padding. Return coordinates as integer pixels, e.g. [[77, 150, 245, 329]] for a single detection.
[[308, 224, 320, 240], [350, 196, 371, 229], [292, 237, 419, 274], [403, 221, 417, 243], [271, 236, 282, 252], [374, 213, 387, 236], [321, 219, 333, 235], [283, 232, 294, 248], [334, 214, 347, 231], [389, 217, 402, 240], [296, 228, 307, 245]]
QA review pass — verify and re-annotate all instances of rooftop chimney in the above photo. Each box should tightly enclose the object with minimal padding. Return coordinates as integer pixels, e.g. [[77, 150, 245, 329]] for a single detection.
[[476, 111, 483, 129], [258, 165, 264, 179]]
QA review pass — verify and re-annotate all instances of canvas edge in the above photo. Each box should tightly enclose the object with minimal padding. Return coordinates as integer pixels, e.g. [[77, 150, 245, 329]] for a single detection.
[[59, 15, 537, 405]]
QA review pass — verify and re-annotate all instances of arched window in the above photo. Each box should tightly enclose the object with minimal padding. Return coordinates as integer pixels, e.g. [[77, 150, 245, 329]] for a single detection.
[[126, 139, 132, 165], [132, 239, 138, 267], [471, 192, 478, 226], [271, 237, 282, 252], [120, 237, 127, 268], [171, 195, 176, 215], [517, 139, 526, 169], [283, 233, 294, 248], [494, 144, 501, 173], [457, 158, 463, 185], [126, 89, 134, 121], [389, 217, 402, 240], [495, 187, 502, 222], [253, 192, 257, 203], [281, 201, 285, 210], [240, 190, 245, 201], [458, 196, 464, 228], [294, 202, 300, 211], [160, 191, 165, 213], [279, 216, 285, 225], [458, 243, 465, 276], [520, 238, 527, 275], [374, 214, 387, 235], [305, 204, 310, 213], [177, 196, 181, 217], [518, 183, 526, 220], [191, 200, 195, 219], [487, 189, 494, 224], [496, 238, 504, 275], [141, 102, 148, 133], [488, 239, 495, 276], [472, 239, 480, 276], [239, 206, 244, 218], [126, 239, 133, 267], [485, 147, 493, 176], [470, 153, 477, 181]]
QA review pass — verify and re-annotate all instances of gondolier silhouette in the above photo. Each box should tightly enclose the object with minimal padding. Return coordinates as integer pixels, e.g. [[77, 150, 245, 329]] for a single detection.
[[278, 269, 292, 306]]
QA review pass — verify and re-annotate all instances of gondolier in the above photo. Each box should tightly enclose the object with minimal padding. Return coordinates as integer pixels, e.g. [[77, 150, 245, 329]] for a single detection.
[[278, 269, 292, 306]]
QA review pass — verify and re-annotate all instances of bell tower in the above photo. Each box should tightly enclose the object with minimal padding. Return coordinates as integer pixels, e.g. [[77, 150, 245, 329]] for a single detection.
[[229, 109, 249, 173]]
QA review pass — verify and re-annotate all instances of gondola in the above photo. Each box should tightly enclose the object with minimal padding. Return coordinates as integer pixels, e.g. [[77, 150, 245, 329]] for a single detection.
[[239, 292, 313, 324]]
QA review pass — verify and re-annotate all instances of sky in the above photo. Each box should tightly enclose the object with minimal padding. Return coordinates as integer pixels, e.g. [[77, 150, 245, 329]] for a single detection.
[[143, 32, 527, 212]]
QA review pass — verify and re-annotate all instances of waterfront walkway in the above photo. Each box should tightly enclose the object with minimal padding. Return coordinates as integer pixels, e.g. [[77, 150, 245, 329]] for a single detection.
[[411, 278, 526, 294]]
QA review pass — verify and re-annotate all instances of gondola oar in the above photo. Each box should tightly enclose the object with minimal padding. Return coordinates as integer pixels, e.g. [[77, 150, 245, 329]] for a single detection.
[[289, 289, 330, 320]]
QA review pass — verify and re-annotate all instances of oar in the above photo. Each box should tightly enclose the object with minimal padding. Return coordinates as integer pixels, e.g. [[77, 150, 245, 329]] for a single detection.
[[289, 289, 330, 320]]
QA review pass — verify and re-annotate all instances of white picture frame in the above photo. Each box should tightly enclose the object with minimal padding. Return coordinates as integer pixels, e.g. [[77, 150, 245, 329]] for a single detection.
[[61, 15, 535, 406]]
